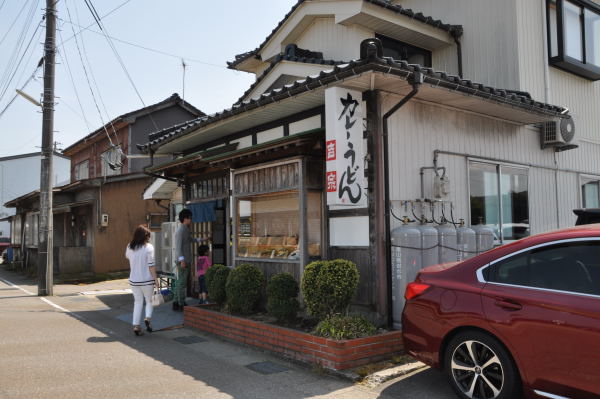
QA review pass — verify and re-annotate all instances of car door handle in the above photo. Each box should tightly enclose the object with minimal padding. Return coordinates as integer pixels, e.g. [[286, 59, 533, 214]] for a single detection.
[[494, 299, 522, 311]]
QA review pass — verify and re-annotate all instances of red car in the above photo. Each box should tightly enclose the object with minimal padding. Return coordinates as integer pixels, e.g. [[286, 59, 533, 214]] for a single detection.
[[402, 225, 600, 399]]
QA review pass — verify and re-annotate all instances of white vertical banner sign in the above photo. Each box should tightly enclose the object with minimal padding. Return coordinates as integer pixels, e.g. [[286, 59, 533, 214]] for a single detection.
[[325, 87, 366, 207]]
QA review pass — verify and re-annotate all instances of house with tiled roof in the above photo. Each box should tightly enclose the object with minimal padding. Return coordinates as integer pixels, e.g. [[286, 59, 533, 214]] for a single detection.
[[139, 0, 599, 326], [5, 94, 203, 276]]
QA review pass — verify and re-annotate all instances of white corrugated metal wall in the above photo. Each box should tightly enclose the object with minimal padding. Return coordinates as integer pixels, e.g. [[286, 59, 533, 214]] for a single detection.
[[384, 95, 583, 234]]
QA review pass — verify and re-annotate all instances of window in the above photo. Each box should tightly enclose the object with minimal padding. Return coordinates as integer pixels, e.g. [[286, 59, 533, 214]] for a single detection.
[[236, 192, 300, 260], [25, 213, 38, 248], [469, 162, 529, 242], [547, 0, 600, 80], [11, 215, 22, 245], [74, 160, 89, 181], [101, 147, 122, 176], [376, 34, 432, 67], [487, 241, 600, 295], [581, 177, 600, 207]]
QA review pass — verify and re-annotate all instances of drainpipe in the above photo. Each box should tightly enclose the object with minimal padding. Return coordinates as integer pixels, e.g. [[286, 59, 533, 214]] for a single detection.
[[451, 27, 464, 78], [382, 71, 423, 327]]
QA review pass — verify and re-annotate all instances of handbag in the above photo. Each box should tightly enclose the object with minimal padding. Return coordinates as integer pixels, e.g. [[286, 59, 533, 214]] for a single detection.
[[151, 288, 165, 306]]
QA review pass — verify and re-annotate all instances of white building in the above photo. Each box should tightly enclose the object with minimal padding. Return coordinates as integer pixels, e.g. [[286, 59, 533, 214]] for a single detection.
[[0, 152, 70, 237], [139, 0, 599, 324]]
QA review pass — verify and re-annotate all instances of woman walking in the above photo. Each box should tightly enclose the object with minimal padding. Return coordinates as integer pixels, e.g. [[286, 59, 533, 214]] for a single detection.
[[126, 225, 158, 336]]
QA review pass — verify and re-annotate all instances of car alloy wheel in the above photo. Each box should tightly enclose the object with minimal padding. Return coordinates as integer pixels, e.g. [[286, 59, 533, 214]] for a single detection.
[[445, 331, 521, 399]]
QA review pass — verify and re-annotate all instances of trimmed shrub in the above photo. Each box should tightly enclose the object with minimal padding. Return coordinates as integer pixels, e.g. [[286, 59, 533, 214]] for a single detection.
[[301, 259, 359, 319], [266, 273, 299, 322], [205, 264, 230, 306], [226, 263, 265, 314], [314, 315, 377, 340]]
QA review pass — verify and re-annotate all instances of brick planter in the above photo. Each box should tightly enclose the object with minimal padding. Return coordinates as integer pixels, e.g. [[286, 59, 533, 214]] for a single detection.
[[184, 305, 403, 370]]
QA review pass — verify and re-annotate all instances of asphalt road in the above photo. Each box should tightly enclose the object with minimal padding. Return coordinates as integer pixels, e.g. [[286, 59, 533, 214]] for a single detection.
[[0, 269, 455, 399]]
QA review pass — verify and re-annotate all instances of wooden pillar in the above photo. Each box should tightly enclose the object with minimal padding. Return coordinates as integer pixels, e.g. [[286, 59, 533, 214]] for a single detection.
[[365, 90, 388, 325]]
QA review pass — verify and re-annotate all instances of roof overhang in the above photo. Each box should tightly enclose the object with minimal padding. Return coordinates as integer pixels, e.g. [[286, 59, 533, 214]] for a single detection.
[[147, 62, 567, 156], [229, 0, 461, 72], [337, 1, 457, 49], [143, 178, 179, 200]]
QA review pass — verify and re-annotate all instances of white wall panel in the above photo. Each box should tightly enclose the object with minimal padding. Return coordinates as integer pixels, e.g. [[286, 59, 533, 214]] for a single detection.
[[289, 115, 322, 135], [256, 126, 284, 144], [296, 18, 372, 61], [384, 95, 593, 235], [329, 216, 370, 246]]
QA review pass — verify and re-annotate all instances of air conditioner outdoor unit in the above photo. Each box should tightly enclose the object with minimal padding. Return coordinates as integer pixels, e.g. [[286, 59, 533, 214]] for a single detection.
[[541, 118, 576, 148], [160, 221, 179, 274]]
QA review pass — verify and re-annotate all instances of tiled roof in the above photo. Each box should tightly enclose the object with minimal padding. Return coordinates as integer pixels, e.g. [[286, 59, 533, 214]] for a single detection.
[[63, 93, 204, 155], [227, 0, 463, 69], [140, 52, 567, 153], [233, 53, 347, 106]]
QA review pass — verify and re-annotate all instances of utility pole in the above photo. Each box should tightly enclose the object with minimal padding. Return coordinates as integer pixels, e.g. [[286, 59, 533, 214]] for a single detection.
[[38, 0, 57, 296]]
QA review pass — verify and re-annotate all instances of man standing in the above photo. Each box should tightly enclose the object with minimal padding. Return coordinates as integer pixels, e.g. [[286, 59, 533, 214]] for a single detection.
[[173, 209, 206, 311]]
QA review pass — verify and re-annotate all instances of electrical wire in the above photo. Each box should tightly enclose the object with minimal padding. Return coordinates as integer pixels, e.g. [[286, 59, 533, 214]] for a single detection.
[[58, 18, 231, 70], [57, 28, 91, 132], [63, 0, 117, 148], [0, 0, 30, 47], [59, 0, 133, 46], [0, 58, 43, 119], [0, 18, 43, 105], [0, 0, 40, 104], [83, 0, 159, 131]]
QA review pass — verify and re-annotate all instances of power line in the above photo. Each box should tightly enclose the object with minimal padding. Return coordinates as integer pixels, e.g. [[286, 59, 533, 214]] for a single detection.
[[0, 0, 31, 47], [83, 0, 159, 132], [63, 0, 118, 148], [58, 18, 230, 70], [0, 0, 40, 103], [57, 28, 91, 132], [59, 0, 133, 47], [0, 17, 43, 105], [0, 58, 43, 120]]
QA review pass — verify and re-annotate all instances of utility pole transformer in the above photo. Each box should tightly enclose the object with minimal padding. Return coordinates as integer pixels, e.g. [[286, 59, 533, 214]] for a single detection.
[[38, 0, 57, 296]]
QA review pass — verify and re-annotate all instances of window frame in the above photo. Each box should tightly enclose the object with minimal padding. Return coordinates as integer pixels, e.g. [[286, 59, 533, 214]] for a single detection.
[[74, 159, 89, 181], [580, 174, 600, 208], [547, 0, 600, 80], [477, 237, 600, 299], [468, 159, 530, 244]]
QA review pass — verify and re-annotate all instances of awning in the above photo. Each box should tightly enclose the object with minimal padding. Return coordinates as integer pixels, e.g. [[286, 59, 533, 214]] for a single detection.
[[143, 178, 179, 200]]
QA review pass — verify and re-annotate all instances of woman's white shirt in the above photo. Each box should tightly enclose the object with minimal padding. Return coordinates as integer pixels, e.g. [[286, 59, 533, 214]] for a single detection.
[[126, 243, 155, 286]]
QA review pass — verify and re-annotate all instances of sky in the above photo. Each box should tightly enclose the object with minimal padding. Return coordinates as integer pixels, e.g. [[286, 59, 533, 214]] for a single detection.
[[0, 0, 297, 157]]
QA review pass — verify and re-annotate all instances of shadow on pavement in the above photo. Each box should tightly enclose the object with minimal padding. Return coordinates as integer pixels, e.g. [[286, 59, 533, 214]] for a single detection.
[[378, 368, 455, 399], [60, 294, 349, 399]]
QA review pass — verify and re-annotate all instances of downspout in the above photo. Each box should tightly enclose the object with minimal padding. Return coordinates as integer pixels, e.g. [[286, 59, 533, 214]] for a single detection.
[[451, 27, 464, 78], [382, 71, 423, 327]]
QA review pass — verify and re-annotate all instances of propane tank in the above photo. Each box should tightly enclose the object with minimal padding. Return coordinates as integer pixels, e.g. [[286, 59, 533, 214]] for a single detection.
[[472, 224, 495, 255], [456, 219, 476, 261], [435, 223, 458, 264], [417, 224, 439, 268], [390, 219, 422, 330]]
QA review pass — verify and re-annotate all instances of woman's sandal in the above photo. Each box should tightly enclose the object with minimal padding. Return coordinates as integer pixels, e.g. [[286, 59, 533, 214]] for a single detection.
[[144, 318, 153, 333], [133, 325, 144, 336]]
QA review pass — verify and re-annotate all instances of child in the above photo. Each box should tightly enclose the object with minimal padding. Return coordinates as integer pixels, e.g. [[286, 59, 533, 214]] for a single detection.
[[196, 245, 212, 304]]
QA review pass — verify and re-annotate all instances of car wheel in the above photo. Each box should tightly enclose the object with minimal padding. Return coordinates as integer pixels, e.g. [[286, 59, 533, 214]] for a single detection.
[[444, 331, 521, 399]]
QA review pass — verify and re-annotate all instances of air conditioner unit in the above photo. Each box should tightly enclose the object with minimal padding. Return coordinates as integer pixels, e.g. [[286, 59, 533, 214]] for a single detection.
[[541, 118, 576, 148], [160, 222, 179, 274]]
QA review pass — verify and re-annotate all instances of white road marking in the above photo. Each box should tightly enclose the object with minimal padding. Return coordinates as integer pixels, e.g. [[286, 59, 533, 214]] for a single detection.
[[1, 275, 119, 336], [0, 277, 36, 296]]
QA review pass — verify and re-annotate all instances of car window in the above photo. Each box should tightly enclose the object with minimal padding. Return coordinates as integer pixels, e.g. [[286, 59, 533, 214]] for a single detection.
[[488, 252, 530, 286], [530, 242, 599, 295], [0, 237, 9, 243], [487, 241, 600, 295]]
